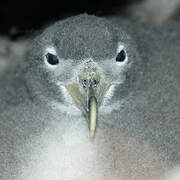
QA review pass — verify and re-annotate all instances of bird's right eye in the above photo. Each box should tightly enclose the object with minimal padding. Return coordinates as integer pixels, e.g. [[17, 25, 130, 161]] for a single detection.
[[116, 49, 126, 62], [45, 53, 59, 65]]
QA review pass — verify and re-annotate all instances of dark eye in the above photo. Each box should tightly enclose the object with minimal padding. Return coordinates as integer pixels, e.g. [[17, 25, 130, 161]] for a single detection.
[[45, 53, 59, 65], [116, 49, 126, 62]]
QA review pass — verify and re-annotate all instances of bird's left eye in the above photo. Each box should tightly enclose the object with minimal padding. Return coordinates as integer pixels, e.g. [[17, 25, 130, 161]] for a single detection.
[[116, 49, 126, 62], [45, 53, 59, 65]]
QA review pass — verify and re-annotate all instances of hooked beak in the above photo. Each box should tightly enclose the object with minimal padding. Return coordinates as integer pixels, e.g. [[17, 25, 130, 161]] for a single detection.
[[65, 73, 111, 137]]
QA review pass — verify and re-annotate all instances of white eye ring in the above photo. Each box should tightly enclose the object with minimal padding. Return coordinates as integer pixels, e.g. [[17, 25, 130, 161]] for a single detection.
[[44, 46, 57, 55]]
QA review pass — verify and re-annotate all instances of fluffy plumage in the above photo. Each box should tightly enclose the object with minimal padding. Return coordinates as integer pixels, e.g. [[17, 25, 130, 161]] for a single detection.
[[0, 14, 179, 180]]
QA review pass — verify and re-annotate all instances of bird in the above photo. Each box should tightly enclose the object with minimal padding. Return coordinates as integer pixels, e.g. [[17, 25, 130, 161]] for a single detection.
[[0, 14, 179, 180]]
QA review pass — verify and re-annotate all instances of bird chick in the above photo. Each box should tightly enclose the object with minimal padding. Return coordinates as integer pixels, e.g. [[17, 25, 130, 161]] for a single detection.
[[0, 14, 179, 180]]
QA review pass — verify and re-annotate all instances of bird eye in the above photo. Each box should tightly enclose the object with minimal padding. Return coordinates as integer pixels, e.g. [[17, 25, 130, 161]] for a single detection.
[[116, 49, 126, 62], [45, 53, 59, 65]]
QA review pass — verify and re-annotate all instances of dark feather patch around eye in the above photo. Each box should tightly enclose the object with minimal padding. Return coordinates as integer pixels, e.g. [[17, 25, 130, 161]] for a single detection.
[[46, 53, 59, 65], [116, 50, 126, 62]]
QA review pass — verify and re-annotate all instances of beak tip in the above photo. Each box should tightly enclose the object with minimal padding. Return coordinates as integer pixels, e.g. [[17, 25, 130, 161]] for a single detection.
[[89, 130, 95, 137]]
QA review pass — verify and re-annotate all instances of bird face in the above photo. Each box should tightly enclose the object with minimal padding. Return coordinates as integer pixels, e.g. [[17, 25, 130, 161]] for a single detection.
[[25, 15, 141, 137]]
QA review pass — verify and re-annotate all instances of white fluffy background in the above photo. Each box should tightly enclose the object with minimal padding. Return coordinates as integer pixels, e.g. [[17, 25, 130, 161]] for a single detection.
[[164, 166, 180, 180]]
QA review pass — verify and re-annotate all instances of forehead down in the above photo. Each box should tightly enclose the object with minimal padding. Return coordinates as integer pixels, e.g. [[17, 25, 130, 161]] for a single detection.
[[42, 14, 119, 60]]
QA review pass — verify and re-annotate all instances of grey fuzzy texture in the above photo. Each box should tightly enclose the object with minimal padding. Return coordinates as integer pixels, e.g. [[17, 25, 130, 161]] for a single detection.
[[0, 37, 28, 75], [0, 14, 180, 180]]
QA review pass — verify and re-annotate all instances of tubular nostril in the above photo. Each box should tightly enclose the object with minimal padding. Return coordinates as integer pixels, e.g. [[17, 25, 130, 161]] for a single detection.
[[80, 78, 99, 89], [79, 72, 100, 89], [92, 78, 99, 87], [82, 79, 88, 88]]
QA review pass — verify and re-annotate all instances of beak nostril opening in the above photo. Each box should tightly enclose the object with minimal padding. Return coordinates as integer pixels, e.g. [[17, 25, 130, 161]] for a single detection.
[[82, 79, 88, 88], [92, 78, 99, 87], [79, 72, 100, 89], [93, 79, 97, 85]]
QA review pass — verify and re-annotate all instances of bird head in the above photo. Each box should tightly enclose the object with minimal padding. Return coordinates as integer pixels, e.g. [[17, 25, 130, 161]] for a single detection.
[[24, 14, 143, 137]]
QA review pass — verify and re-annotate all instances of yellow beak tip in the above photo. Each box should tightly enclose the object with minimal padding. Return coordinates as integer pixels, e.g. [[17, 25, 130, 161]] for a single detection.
[[90, 130, 95, 137]]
